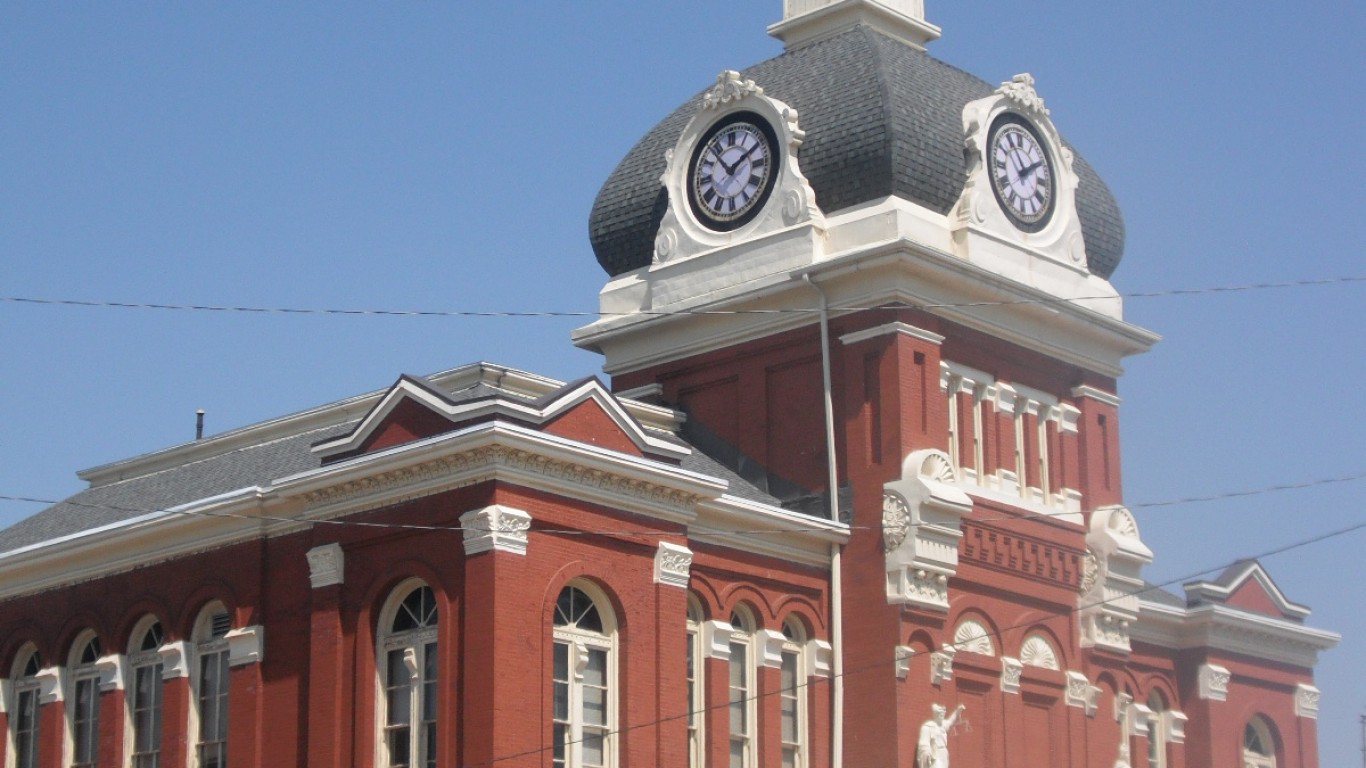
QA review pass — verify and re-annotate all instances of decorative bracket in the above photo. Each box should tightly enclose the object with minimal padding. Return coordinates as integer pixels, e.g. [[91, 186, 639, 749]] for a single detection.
[[653, 542, 693, 588], [1079, 505, 1152, 654], [460, 504, 532, 556], [883, 449, 972, 611]]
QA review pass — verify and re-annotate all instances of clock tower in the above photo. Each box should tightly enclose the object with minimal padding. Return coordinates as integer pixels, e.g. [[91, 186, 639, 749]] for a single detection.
[[576, 2, 1332, 766]]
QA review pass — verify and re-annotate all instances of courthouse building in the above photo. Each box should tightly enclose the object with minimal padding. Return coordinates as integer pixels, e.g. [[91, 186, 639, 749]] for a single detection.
[[0, 2, 1337, 767]]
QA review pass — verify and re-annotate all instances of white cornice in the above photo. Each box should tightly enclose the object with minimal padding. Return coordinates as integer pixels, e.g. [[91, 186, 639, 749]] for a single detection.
[[1133, 599, 1339, 669], [74, 362, 601, 488], [839, 321, 943, 347], [0, 421, 741, 602], [310, 376, 688, 461], [576, 199, 1159, 378], [691, 494, 848, 569], [1071, 384, 1121, 407]]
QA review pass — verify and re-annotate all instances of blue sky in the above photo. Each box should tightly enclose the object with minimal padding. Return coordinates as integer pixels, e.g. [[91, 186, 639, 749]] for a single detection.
[[2, 1, 1362, 761]]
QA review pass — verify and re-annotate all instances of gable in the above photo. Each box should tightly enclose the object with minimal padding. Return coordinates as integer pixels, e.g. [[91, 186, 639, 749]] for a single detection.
[[542, 399, 645, 458], [353, 398, 457, 455], [1224, 573, 1300, 621]]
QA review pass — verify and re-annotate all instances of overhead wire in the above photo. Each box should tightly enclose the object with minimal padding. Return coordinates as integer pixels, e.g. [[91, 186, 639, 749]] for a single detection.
[[0, 468, 1362, 536], [0, 275, 1362, 319], [455, 516, 1365, 767]]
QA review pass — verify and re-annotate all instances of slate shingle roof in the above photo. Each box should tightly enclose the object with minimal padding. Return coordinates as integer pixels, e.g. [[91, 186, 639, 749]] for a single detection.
[[0, 374, 781, 555], [588, 25, 1125, 279]]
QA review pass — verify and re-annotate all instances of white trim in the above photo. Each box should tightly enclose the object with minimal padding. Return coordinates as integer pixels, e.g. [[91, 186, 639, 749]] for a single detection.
[[1294, 683, 1320, 719], [652, 542, 693, 588], [1070, 384, 1121, 407], [702, 620, 734, 661], [459, 505, 531, 557], [999, 657, 1022, 694], [840, 321, 944, 347], [35, 666, 63, 705], [225, 625, 264, 667], [807, 639, 833, 679], [96, 654, 124, 693], [311, 375, 689, 462], [894, 645, 914, 680], [1133, 599, 1339, 668], [306, 543, 345, 588], [157, 640, 190, 680], [1197, 663, 1230, 702], [758, 629, 786, 668]]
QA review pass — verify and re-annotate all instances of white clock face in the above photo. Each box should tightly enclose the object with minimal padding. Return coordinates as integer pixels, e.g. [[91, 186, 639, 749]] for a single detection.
[[689, 115, 775, 230], [989, 119, 1054, 230]]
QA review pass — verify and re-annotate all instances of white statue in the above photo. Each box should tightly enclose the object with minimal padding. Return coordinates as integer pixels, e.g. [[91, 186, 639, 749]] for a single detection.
[[917, 702, 966, 768]]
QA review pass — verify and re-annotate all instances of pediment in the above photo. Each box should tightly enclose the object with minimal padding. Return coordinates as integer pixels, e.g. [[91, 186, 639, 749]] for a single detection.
[[1184, 560, 1310, 622], [311, 375, 688, 464]]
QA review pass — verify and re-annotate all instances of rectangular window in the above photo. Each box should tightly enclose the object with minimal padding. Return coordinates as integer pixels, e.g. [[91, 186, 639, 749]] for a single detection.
[[132, 661, 163, 768], [196, 646, 230, 768], [728, 641, 752, 768], [553, 640, 611, 768], [780, 649, 804, 768], [15, 687, 39, 768], [686, 625, 701, 768], [73, 675, 100, 768]]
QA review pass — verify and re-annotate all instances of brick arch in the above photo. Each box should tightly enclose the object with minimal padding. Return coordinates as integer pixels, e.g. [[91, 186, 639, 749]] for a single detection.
[[115, 599, 171, 649], [716, 584, 776, 630], [173, 580, 240, 640], [687, 573, 726, 620], [356, 558, 455, 640], [771, 593, 824, 637], [542, 560, 630, 640], [53, 611, 109, 662]]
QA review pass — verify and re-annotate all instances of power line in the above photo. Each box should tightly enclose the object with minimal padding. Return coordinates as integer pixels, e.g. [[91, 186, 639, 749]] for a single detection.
[[457, 516, 1365, 767], [1, 275, 1361, 319], [1, 468, 1362, 535]]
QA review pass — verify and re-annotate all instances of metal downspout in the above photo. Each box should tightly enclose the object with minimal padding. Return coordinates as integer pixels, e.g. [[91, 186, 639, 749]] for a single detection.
[[803, 274, 844, 768]]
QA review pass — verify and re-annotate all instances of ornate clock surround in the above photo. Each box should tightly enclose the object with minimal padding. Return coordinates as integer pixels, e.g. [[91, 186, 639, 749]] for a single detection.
[[653, 70, 823, 265]]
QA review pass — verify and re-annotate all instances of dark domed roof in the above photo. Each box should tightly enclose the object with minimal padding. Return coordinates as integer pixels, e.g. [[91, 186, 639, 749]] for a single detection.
[[589, 26, 1124, 279]]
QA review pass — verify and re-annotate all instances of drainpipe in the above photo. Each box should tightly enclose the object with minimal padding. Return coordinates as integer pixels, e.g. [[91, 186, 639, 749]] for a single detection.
[[803, 274, 844, 768]]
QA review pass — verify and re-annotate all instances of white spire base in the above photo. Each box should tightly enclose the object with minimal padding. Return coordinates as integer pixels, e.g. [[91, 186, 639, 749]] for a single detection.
[[769, 0, 941, 50]]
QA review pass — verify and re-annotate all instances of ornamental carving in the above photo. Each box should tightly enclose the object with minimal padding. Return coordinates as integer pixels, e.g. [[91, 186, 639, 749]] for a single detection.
[[653, 542, 693, 589], [1197, 663, 1230, 702], [1294, 683, 1320, 719], [952, 619, 995, 657], [702, 70, 763, 111], [306, 543, 344, 589], [929, 645, 956, 686], [301, 445, 703, 518], [996, 73, 1048, 117], [1107, 506, 1140, 538], [1065, 671, 1099, 716], [1078, 549, 1099, 596], [882, 491, 912, 552], [916, 450, 957, 484], [1019, 634, 1059, 670], [1000, 657, 1023, 694]]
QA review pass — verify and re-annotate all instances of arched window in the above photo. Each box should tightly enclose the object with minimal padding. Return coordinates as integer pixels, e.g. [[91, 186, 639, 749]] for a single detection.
[[378, 581, 438, 768], [1145, 690, 1166, 768], [191, 603, 232, 768], [9, 644, 42, 768], [552, 583, 616, 768], [779, 617, 808, 768], [1243, 716, 1276, 768], [727, 605, 756, 768], [128, 618, 164, 768], [685, 596, 705, 768], [68, 632, 103, 768]]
